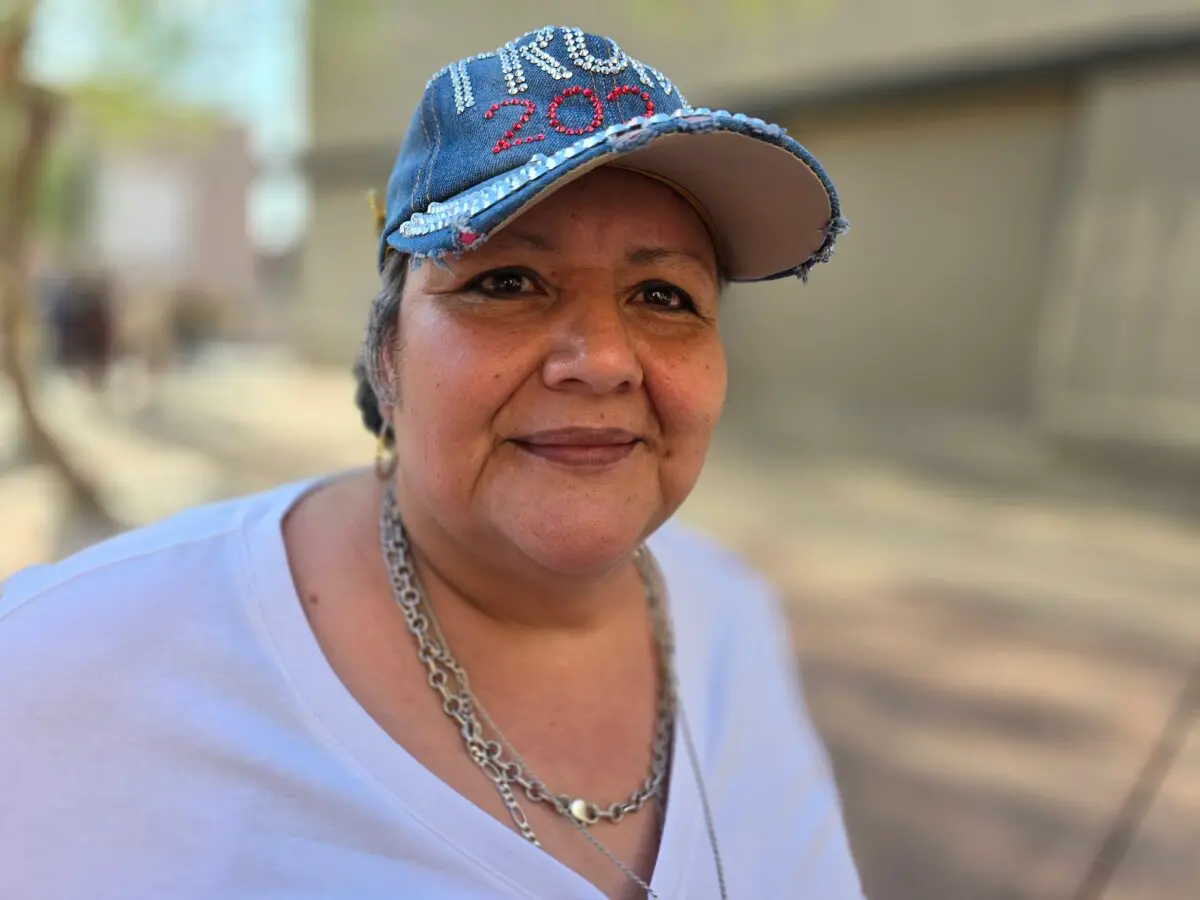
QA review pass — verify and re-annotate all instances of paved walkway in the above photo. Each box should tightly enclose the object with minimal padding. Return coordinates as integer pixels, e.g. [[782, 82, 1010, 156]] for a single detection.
[[683, 456, 1200, 899], [2, 347, 1197, 900]]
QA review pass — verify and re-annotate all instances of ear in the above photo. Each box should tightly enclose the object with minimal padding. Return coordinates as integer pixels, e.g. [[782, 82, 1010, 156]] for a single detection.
[[377, 332, 402, 410]]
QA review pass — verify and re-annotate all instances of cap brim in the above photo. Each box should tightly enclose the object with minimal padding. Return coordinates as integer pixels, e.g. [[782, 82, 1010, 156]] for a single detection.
[[384, 109, 844, 282]]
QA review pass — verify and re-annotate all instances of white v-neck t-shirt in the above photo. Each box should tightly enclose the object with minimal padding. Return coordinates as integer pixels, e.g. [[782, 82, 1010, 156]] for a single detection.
[[0, 479, 866, 899]]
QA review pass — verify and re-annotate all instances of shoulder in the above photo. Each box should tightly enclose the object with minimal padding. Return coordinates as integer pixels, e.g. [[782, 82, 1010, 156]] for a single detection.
[[648, 518, 800, 716], [0, 480, 313, 646], [649, 517, 820, 761], [647, 517, 785, 645], [651, 526, 867, 895]]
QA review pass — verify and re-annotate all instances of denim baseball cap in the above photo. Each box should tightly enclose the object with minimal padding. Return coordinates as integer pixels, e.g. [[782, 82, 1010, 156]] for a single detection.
[[379, 26, 846, 282]]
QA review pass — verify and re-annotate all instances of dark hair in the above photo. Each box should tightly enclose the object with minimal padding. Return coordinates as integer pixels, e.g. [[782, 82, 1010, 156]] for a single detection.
[[353, 356, 386, 440], [354, 253, 407, 446]]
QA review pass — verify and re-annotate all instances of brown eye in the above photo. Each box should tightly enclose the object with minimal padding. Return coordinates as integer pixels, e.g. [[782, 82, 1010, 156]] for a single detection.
[[639, 282, 694, 312], [474, 270, 536, 296]]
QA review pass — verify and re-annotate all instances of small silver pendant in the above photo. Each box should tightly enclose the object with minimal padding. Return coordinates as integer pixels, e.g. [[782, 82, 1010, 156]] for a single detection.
[[569, 798, 598, 825]]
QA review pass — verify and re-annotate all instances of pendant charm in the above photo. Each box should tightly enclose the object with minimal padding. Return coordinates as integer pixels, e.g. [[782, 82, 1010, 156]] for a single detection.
[[569, 798, 599, 825]]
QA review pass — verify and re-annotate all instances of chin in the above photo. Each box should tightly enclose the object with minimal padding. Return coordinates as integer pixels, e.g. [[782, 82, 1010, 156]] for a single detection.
[[497, 498, 668, 578], [519, 536, 639, 577]]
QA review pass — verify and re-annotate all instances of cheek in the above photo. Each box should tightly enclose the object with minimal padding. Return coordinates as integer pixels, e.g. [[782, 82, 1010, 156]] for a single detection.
[[394, 313, 527, 446], [392, 318, 502, 507], [649, 338, 728, 446]]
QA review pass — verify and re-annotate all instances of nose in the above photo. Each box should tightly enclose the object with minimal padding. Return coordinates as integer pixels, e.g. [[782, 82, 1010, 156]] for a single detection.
[[542, 294, 643, 395]]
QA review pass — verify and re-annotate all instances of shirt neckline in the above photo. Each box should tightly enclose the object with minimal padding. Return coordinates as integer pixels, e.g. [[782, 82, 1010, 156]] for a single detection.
[[240, 477, 705, 899]]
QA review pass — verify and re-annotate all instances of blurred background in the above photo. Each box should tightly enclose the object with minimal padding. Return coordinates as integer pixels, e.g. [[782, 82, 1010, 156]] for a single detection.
[[2, 1, 1199, 897]]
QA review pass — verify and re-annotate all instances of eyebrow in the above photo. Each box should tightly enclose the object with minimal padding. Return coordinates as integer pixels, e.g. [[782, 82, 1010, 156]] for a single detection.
[[625, 246, 716, 274], [509, 231, 559, 252], [505, 232, 718, 281]]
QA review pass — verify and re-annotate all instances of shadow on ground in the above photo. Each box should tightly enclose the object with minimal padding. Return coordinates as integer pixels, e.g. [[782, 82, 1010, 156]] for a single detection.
[[774, 569, 1200, 900]]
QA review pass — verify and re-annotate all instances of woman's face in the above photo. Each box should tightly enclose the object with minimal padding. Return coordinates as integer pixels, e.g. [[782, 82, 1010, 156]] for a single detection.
[[389, 167, 726, 576]]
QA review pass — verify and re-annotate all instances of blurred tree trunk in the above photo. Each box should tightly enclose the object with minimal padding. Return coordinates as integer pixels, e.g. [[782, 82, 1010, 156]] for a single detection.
[[1, 1, 112, 523]]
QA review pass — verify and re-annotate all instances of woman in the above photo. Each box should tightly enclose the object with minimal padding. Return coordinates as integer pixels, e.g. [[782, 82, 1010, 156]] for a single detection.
[[0, 26, 862, 900]]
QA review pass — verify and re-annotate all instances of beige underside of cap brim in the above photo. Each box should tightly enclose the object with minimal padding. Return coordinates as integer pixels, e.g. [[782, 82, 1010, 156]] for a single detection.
[[487, 129, 832, 281]]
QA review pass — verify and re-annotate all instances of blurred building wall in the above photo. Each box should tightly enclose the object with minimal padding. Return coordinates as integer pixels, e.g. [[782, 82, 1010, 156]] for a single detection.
[[90, 121, 260, 348], [93, 122, 255, 300], [722, 78, 1077, 419], [299, 1, 1200, 449], [1035, 60, 1200, 451]]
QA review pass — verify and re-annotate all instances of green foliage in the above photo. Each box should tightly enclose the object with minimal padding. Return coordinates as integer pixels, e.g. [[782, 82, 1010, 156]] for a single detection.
[[6, 0, 218, 245], [97, 0, 195, 87], [30, 0, 210, 134], [32, 135, 89, 243]]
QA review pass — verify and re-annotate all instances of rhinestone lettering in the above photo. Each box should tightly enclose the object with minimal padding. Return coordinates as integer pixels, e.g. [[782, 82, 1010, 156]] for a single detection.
[[448, 60, 475, 114], [497, 43, 525, 96], [430, 28, 691, 116], [485, 98, 545, 154], [562, 28, 628, 75], [607, 85, 654, 118], [625, 57, 686, 107], [518, 26, 573, 83], [547, 86, 605, 136]]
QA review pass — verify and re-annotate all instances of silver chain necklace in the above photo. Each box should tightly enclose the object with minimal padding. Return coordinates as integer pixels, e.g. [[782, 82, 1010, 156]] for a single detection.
[[379, 485, 728, 899]]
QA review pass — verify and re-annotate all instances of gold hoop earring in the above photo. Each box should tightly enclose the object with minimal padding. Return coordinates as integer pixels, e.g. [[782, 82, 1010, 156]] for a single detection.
[[374, 423, 397, 481]]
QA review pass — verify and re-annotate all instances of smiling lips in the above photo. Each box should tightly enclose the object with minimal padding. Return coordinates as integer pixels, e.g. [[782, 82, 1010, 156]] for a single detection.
[[511, 427, 642, 467]]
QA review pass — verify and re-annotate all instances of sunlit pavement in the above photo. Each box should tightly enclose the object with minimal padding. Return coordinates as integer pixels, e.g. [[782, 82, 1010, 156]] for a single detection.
[[3, 345, 1198, 899]]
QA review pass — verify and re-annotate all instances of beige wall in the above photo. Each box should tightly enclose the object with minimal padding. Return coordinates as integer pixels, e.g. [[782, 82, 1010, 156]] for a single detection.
[[91, 122, 259, 351], [721, 80, 1075, 418], [95, 123, 256, 301], [294, 180, 381, 362], [1036, 57, 1200, 449]]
